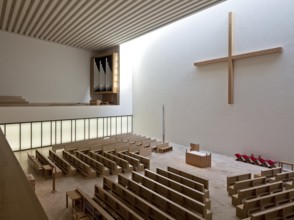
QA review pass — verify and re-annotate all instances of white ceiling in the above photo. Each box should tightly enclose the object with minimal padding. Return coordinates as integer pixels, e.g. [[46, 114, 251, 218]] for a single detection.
[[0, 0, 226, 51]]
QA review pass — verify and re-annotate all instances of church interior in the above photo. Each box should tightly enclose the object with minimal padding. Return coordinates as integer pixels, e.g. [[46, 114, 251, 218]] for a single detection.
[[1, 0, 294, 219]]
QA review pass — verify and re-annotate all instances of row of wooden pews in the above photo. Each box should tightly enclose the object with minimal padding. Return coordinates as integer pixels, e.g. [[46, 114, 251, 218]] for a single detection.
[[75, 151, 110, 176], [48, 150, 77, 176], [59, 146, 150, 178], [62, 150, 96, 178], [227, 167, 294, 219], [52, 133, 174, 156], [67, 166, 211, 220], [35, 149, 63, 178]]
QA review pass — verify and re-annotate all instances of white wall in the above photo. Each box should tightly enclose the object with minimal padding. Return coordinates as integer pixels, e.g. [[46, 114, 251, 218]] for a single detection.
[[0, 31, 132, 123], [129, 0, 294, 161]]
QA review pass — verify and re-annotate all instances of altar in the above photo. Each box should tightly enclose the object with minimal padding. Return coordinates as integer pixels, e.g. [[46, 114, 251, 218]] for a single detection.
[[185, 143, 211, 168]]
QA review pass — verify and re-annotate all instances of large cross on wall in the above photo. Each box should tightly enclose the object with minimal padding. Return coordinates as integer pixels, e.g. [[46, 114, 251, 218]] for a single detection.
[[194, 12, 282, 104]]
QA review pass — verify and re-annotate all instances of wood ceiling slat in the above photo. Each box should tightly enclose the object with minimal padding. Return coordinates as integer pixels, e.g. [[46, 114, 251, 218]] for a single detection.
[[19, 0, 39, 34], [84, 0, 217, 50], [5, 0, 16, 31], [76, 0, 179, 48], [27, 0, 50, 35], [11, 0, 25, 32], [70, 0, 148, 48], [51, 0, 96, 42], [30, 0, 58, 37], [23, 0, 45, 35], [61, 0, 122, 45], [7, 0, 22, 32], [71, 0, 162, 48], [48, 0, 94, 42], [54, 0, 140, 44], [44, 0, 84, 40], [17, 0, 35, 34], [53, 0, 108, 43], [97, 0, 213, 47], [85, 0, 216, 50], [34, 0, 65, 38], [0, 0, 225, 51], [39, 0, 75, 39], [0, 0, 7, 29]]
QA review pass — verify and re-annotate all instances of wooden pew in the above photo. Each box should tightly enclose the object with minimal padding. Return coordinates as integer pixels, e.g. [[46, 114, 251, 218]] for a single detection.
[[167, 166, 209, 190], [269, 171, 294, 183], [27, 153, 43, 175], [132, 171, 212, 217], [117, 174, 207, 220], [156, 168, 209, 197], [227, 173, 252, 191], [128, 152, 150, 169], [138, 145, 152, 156], [48, 150, 76, 176], [62, 150, 96, 178], [228, 176, 267, 196], [75, 188, 115, 220], [102, 152, 133, 173], [102, 177, 176, 220], [94, 185, 144, 220], [156, 142, 173, 153], [286, 181, 294, 190], [88, 151, 122, 175], [116, 152, 144, 171], [144, 169, 210, 207], [278, 161, 294, 171], [231, 181, 284, 206], [236, 188, 294, 218], [254, 167, 282, 178], [75, 151, 109, 176], [243, 201, 294, 220], [35, 150, 63, 178]]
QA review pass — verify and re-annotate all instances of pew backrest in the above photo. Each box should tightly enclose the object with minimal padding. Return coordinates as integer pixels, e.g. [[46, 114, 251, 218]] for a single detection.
[[227, 173, 251, 191]]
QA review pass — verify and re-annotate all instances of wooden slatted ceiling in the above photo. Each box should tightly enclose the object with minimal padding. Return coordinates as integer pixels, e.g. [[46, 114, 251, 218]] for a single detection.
[[0, 0, 225, 51]]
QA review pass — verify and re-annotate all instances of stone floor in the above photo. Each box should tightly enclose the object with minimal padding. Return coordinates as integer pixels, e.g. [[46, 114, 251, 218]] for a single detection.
[[14, 144, 266, 220]]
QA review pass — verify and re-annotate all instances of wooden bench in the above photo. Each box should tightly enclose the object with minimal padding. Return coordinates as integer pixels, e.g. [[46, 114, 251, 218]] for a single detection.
[[128, 152, 150, 169], [156, 142, 173, 153], [102, 177, 176, 220], [116, 152, 144, 171], [167, 166, 209, 190], [144, 169, 210, 207], [243, 201, 294, 220], [156, 168, 209, 197], [138, 145, 152, 156], [132, 171, 212, 215], [286, 181, 294, 190], [228, 176, 267, 196], [254, 167, 282, 178], [94, 185, 144, 220], [75, 188, 115, 220], [118, 174, 207, 220], [102, 152, 133, 173], [27, 153, 43, 175], [269, 171, 294, 183], [236, 188, 294, 218], [227, 173, 252, 192], [35, 150, 63, 178], [231, 181, 284, 206], [62, 150, 96, 178], [278, 161, 294, 171], [49, 150, 76, 176], [75, 151, 109, 176], [88, 151, 122, 175]]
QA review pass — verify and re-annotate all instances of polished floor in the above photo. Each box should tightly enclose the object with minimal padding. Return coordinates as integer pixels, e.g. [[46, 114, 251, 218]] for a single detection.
[[14, 144, 265, 220]]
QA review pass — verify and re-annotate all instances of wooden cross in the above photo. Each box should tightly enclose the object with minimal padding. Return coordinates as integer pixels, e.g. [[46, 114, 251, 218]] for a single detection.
[[194, 12, 282, 104]]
